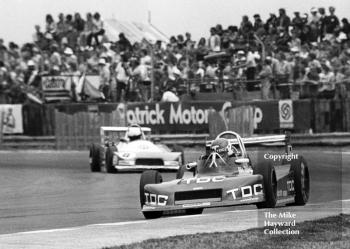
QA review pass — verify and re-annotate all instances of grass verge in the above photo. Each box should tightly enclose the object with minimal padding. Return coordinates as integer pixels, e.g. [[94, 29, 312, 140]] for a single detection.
[[104, 214, 350, 249]]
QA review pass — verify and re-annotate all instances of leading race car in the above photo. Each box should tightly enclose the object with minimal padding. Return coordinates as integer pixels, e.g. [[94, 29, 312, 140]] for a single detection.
[[139, 130, 310, 219], [89, 124, 184, 173]]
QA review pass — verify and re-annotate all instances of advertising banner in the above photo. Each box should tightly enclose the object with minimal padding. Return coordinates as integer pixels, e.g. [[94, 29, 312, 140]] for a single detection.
[[126, 101, 232, 132], [279, 100, 294, 128], [0, 104, 23, 134], [41, 75, 78, 102]]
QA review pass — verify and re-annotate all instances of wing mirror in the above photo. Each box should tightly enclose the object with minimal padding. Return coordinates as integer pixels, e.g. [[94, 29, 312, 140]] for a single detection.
[[235, 158, 250, 164]]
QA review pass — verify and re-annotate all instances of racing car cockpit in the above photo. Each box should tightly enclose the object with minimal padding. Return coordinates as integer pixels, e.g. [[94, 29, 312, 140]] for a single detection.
[[191, 131, 253, 176]]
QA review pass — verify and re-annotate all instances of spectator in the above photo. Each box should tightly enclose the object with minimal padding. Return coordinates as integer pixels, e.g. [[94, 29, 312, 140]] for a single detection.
[[196, 37, 208, 61], [318, 62, 335, 98], [98, 58, 110, 100], [87, 12, 104, 47], [318, 7, 327, 40], [32, 25, 45, 49], [253, 14, 264, 32], [117, 33, 132, 52], [240, 16, 254, 39], [341, 18, 350, 40], [132, 58, 151, 102], [324, 6, 340, 41], [115, 59, 129, 102], [292, 11, 305, 32], [277, 8, 291, 32], [259, 58, 273, 99], [208, 27, 221, 52], [84, 13, 94, 47], [73, 13, 85, 33], [45, 14, 57, 39], [161, 86, 179, 102], [265, 13, 277, 32]]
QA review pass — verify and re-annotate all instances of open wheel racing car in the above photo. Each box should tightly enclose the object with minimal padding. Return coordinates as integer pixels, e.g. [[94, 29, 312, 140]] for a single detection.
[[139, 130, 310, 219]]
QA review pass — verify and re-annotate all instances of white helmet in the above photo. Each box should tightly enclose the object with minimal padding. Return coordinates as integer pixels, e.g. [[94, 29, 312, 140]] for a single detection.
[[127, 127, 142, 138]]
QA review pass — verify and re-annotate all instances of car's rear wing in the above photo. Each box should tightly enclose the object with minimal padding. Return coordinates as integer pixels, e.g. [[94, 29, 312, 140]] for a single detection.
[[206, 133, 292, 154], [100, 126, 151, 132], [100, 126, 152, 144]]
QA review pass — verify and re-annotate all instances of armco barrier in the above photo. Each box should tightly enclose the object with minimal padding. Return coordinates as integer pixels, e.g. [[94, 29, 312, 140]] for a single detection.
[[1, 133, 350, 150]]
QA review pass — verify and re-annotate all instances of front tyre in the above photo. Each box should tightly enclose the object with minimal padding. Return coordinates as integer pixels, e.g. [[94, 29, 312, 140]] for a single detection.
[[139, 170, 163, 219], [90, 143, 101, 172], [105, 146, 118, 173], [291, 156, 310, 205], [254, 161, 277, 209]]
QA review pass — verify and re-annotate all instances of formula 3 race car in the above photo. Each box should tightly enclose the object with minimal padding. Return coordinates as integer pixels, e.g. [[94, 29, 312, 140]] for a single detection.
[[89, 124, 184, 173], [139, 131, 310, 219]]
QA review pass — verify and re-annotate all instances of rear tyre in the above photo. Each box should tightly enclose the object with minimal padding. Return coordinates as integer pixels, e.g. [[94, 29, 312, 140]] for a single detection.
[[254, 161, 277, 209], [140, 170, 163, 219], [90, 143, 101, 172], [105, 146, 117, 173], [185, 208, 203, 215], [291, 156, 310, 205]]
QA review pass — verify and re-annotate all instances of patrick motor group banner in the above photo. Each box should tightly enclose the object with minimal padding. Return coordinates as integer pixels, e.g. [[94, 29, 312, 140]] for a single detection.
[[125, 100, 311, 133], [126, 101, 232, 132]]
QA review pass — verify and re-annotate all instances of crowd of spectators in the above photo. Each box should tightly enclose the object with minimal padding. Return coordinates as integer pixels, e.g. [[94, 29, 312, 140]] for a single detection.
[[1, 6, 350, 104]]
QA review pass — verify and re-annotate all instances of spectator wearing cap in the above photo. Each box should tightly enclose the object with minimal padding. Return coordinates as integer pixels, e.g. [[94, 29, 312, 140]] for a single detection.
[[324, 7, 340, 40], [62, 47, 78, 72], [98, 58, 111, 101], [277, 8, 291, 32], [24, 60, 40, 87]]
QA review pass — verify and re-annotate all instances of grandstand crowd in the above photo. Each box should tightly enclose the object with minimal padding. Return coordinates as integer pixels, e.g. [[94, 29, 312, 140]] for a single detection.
[[0, 7, 350, 104]]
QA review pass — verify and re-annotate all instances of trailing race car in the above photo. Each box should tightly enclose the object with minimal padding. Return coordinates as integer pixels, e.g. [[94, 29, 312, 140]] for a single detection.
[[89, 124, 184, 173], [139, 131, 310, 219]]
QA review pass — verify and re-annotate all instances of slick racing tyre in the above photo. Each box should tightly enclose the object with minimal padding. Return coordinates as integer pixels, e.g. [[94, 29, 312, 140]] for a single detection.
[[105, 146, 117, 173], [291, 156, 310, 205], [139, 170, 163, 219], [90, 143, 101, 172], [254, 161, 277, 209]]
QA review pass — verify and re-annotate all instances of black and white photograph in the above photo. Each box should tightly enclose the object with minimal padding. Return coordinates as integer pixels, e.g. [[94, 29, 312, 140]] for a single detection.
[[0, 0, 349, 248]]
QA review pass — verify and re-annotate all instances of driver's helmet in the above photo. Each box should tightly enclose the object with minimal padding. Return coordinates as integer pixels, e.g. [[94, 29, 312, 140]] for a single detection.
[[127, 127, 142, 141], [210, 138, 229, 157]]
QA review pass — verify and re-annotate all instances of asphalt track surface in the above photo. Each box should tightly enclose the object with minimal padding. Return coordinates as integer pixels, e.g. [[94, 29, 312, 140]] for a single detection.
[[0, 146, 349, 248]]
